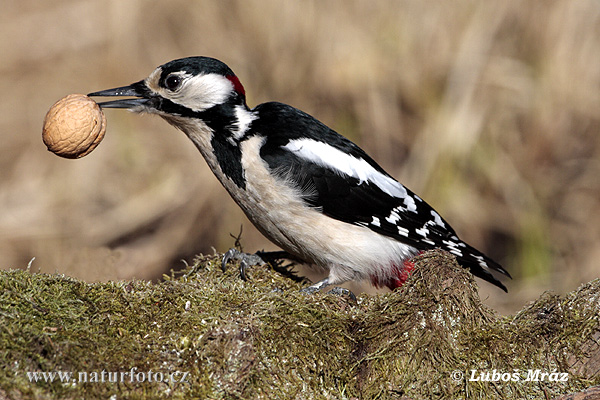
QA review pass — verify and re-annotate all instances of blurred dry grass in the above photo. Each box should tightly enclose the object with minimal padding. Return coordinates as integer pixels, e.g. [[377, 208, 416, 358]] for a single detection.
[[1, 0, 599, 313]]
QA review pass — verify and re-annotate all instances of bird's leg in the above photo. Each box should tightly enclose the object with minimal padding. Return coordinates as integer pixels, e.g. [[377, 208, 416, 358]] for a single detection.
[[255, 250, 304, 265], [222, 248, 302, 282], [222, 250, 354, 299]]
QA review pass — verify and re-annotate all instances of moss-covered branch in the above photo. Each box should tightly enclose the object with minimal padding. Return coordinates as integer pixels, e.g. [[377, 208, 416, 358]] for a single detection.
[[1, 250, 598, 399]]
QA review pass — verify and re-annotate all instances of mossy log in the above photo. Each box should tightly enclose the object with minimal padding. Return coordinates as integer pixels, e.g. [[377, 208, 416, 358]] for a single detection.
[[1, 250, 598, 399]]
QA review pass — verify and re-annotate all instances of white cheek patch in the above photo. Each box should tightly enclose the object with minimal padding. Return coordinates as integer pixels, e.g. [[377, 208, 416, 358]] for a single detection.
[[146, 69, 234, 112], [172, 73, 234, 112], [283, 138, 411, 201]]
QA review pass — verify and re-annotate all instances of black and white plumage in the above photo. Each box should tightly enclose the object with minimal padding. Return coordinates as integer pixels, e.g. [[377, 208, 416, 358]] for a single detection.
[[89, 56, 510, 292]]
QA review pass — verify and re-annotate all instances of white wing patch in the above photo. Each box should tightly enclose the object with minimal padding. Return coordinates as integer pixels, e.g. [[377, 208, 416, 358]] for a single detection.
[[443, 240, 463, 257], [415, 226, 429, 237], [472, 254, 489, 269], [397, 226, 410, 237], [385, 209, 402, 224], [284, 138, 413, 203], [404, 195, 417, 212], [430, 210, 446, 228]]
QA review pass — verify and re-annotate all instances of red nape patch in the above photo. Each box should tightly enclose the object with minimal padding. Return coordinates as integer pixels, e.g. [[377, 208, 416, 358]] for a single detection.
[[371, 258, 417, 291], [226, 75, 245, 96]]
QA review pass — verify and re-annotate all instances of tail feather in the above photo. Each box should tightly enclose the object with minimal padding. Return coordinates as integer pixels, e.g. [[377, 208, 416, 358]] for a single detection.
[[454, 241, 510, 292]]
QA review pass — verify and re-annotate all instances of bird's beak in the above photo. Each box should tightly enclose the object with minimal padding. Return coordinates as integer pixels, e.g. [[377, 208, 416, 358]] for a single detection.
[[88, 80, 150, 109]]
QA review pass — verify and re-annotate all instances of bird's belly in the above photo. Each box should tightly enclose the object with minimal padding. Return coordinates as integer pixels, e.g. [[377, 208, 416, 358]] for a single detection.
[[230, 136, 418, 283]]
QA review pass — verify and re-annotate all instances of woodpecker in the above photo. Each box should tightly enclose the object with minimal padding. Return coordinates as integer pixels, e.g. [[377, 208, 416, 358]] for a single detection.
[[88, 56, 510, 293]]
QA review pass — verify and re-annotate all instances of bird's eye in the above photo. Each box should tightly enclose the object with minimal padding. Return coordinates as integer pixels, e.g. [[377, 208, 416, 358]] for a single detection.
[[164, 74, 183, 91]]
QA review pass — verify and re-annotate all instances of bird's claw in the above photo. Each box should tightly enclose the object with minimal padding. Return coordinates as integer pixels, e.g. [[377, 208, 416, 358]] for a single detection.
[[326, 287, 357, 302], [299, 277, 357, 301], [222, 248, 265, 281], [299, 277, 331, 295]]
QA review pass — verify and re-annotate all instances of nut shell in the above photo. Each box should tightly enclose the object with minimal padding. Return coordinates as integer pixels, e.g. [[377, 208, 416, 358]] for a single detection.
[[42, 94, 106, 159]]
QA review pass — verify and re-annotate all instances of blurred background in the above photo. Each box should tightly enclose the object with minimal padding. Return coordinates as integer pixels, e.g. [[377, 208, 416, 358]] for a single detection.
[[1, 1, 599, 314]]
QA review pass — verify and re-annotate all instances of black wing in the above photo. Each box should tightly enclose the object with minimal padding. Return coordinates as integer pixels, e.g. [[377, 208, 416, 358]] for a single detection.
[[252, 102, 510, 290]]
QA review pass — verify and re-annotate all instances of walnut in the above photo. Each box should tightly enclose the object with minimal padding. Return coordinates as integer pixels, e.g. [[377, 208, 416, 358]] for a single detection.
[[42, 94, 106, 159]]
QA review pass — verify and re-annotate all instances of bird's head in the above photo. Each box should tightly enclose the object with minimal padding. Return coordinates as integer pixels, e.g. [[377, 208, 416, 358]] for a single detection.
[[88, 56, 249, 133]]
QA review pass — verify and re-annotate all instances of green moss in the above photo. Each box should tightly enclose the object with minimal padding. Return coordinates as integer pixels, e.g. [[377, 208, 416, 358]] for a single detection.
[[1, 250, 598, 399]]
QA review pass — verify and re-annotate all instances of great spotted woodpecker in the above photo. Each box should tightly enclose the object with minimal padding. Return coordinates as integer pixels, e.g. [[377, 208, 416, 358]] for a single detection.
[[88, 56, 510, 293]]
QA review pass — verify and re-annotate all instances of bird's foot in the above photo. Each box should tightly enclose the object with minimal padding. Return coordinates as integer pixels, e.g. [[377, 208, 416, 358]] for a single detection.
[[299, 277, 331, 295], [222, 249, 302, 282], [300, 277, 357, 301], [326, 287, 357, 301], [221, 248, 265, 281]]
